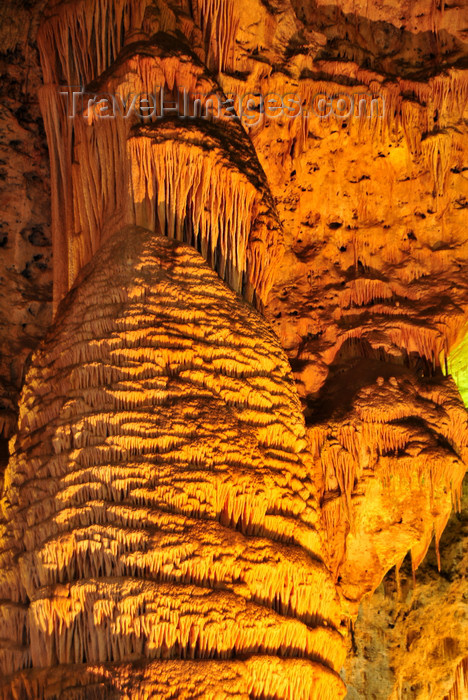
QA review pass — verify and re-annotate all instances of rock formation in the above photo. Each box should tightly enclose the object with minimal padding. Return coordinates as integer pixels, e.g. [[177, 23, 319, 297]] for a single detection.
[[0, 0, 466, 697], [0, 2, 52, 466], [344, 476, 468, 699], [0, 226, 346, 698]]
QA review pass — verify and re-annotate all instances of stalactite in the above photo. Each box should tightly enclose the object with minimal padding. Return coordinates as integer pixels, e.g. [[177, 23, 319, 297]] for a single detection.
[[128, 129, 280, 302], [307, 351, 467, 603], [38, 37, 211, 307], [236, 63, 468, 167], [190, 0, 239, 74], [338, 279, 394, 309], [422, 130, 453, 196], [71, 114, 131, 276], [37, 84, 74, 309], [38, 26, 283, 308], [79, 87, 283, 303], [320, 498, 348, 586], [444, 657, 468, 700], [38, 0, 151, 86]]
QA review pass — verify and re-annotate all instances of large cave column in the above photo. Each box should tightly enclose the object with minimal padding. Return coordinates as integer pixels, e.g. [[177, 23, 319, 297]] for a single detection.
[[4, 2, 351, 695], [0, 225, 346, 698]]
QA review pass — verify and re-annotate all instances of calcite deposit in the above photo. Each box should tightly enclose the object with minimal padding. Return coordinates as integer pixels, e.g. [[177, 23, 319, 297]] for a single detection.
[[0, 226, 346, 698], [0, 0, 466, 697]]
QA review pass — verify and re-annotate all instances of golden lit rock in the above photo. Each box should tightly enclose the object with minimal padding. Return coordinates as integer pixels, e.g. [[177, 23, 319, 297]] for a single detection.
[[0, 226, 345, 698], [0, 0, 466, 696]]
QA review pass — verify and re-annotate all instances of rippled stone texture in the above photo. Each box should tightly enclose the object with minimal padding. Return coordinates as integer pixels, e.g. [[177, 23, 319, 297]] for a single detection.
[[0, 225, 346, 699], [0, 0, 467, 696]]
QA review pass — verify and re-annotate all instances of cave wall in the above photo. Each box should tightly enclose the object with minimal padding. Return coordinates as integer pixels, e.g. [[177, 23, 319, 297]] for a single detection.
[[0, 0, 52, 470]]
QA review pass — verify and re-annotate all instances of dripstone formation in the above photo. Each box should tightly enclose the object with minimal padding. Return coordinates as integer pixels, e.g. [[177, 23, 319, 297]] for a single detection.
[[0, 0, 467, 698], [0, 227, 345, 698]]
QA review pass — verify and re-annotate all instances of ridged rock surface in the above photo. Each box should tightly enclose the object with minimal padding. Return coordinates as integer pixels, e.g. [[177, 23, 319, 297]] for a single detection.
[[33, 0, 468, 617], [0, 0, 467, 696], [0, 225, 345, 699]]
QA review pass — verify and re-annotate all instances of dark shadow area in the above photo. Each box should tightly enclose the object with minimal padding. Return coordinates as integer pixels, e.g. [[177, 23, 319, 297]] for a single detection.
[[0, 435, 9, 483], [305, 338, 443, 424], [291, 0, 468, 79]]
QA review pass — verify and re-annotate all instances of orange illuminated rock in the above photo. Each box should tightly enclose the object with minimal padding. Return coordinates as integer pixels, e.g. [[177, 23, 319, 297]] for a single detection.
[[37, 13, 283, 310], [0, 0, 466, 696], [0, 226, 346, 698]]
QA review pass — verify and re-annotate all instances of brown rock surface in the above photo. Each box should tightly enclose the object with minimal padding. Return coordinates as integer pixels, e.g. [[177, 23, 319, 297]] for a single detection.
[[0, 0, 52, 482]]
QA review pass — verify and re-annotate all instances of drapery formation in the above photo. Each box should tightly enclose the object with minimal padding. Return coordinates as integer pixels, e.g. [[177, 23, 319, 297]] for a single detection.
[[37, 1, 283, 310]]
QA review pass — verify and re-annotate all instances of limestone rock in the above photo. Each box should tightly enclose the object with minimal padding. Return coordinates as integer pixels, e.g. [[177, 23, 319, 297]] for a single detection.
[[0, 0, 467, 696], [344, 476, 468, 700], [0, 226, 346, 699]]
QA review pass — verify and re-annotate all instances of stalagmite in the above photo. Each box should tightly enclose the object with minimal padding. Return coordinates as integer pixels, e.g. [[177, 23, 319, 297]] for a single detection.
[[0, 226, 346, 698]]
